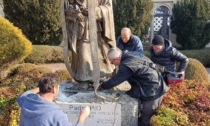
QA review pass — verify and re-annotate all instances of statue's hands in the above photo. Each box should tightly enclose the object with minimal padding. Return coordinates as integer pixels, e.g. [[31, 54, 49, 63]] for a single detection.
[[82, 9, 88, 16], [77, 13, 85, 22], [95, 7, 102, 20]]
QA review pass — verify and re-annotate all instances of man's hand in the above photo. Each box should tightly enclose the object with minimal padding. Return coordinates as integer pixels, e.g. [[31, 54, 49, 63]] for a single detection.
[[77, 106, 90, 124], [178, 70, 185, 78], [97, 84, 102, 90]]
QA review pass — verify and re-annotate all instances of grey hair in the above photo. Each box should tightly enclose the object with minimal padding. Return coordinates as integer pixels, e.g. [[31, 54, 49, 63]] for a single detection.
[[107, 47, 122, 59]]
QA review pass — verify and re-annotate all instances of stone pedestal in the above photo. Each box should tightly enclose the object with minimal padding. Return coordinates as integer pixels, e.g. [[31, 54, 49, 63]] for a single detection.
[[56, 82, 139, 126]]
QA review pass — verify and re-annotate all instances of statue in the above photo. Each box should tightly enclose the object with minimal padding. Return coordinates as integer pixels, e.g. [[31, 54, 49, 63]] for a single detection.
[[61, 0, 116, 88]]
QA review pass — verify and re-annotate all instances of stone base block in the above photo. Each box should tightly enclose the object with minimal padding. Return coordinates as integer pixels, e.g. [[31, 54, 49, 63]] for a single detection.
[[56, 82, 138, 126]]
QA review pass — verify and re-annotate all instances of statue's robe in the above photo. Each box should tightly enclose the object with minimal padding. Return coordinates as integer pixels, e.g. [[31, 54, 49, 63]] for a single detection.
[[64, 0, 116, 82]]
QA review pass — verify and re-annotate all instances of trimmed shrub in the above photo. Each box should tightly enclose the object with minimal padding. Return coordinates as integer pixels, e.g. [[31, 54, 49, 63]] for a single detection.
[[0, 17, 32, 80], [151, 80, 210, 125], [185, 58, 208, 82], [24, 45, 68, 64], [0, 63, 52, 126], [151, 105, 189, 126], [55, 69, 72, 81], [181, 49, 210, 67]]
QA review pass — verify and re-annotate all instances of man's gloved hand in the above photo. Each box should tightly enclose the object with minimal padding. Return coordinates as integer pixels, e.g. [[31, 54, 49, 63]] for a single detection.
[[99, 77, 110, 83], [178, 71, 185, 78], [97, 84, 102, 90], [99, 77, 106, 83]]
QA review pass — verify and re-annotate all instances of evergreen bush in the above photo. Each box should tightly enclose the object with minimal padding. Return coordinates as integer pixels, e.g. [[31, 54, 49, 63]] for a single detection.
[[3, 0, 61, 45], [171, 0, 210, 49], [113, 0, 153, 38], [0, 17, 32, 80]]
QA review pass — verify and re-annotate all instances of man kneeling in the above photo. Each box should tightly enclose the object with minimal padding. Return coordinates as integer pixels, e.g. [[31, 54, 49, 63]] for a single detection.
[[17, 73, 90, 126]]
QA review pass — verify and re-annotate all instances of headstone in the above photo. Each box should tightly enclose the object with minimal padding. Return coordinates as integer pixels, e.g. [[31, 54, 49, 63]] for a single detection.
[[56, 82, 138, 126]]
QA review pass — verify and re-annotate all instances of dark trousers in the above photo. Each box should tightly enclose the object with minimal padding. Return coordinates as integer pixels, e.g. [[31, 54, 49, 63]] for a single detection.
[[138, 95, 163, 126]]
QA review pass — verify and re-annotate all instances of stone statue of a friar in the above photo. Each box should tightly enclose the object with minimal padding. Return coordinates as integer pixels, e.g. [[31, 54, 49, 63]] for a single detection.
[[61, 0, 116, 90]]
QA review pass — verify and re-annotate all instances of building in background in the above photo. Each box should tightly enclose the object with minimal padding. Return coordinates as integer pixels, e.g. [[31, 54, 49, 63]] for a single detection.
[[151, 0, 210, 48], [150, 0, 180, 47]]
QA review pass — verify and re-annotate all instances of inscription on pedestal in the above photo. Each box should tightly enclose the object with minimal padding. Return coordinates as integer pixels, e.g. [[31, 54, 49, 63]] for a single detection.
[[57, 103, 121, 126]]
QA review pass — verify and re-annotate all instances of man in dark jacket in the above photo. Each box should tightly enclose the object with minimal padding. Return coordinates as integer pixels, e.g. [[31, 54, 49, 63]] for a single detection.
[[17, 73, 90, 126], [117, 27, 143, 54], [150, 35, 189, 72], [100, 48, 169, 126]]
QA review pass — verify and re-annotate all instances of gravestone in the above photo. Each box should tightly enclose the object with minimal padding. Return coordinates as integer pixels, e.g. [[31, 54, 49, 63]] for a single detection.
[[56, 81, 138, 126]]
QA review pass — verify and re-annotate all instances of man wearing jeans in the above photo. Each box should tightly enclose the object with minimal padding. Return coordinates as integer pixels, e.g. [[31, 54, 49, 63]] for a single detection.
[[100, 48, 169, 126]]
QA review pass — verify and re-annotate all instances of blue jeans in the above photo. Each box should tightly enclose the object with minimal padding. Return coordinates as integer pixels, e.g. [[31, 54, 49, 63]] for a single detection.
[[138, 95, 163, 126]]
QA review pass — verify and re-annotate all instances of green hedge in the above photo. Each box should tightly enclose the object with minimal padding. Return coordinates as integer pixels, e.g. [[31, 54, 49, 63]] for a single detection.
[[181, 49, 210, 67], [144, 49, 210, 67], [24, 45, 70, 64], [25, 45, 210, 68]]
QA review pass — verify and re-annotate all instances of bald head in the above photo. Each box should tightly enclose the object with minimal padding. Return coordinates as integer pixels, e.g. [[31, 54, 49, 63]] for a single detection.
[[121, 27, 131, 35], [121, 27, 132, 43], [107, 48, 122, 60]]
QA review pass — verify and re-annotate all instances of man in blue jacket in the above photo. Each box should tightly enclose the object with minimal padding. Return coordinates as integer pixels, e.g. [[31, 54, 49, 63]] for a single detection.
[[17, 73, 90, 126], [150, 35, 189, 72], [117, 27, 143, 54], [100, 48, 169, 126]]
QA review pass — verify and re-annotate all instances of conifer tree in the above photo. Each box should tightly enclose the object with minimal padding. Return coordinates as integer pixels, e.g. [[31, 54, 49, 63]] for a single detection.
[[3, 0, 61, 45], [113, 0, 153, 38], [171, 0, 210, 49]]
